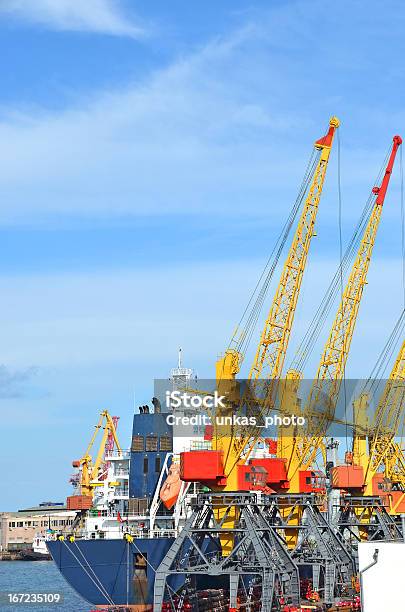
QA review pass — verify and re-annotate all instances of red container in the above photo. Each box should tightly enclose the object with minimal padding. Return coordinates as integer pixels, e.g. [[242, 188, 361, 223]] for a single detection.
[[299, 470, 326, 493], [249, 458, 288, 485], [180, 450, 225, 482]]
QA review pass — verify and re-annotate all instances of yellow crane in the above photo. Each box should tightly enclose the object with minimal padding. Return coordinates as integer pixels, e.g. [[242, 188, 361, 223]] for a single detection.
[[180, 118, 339, 556], [343, 337, 405, 514], [212, 117, 339, 490], [280, 135, 402, 494], [364, 340, 405, 490], [70, 410, 122, 502]]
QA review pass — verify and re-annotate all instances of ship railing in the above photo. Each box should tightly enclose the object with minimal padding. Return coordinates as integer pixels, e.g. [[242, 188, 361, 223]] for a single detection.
[[190, 440, 212, 451], [149, 529, 177, 538], [114, 470, 129, 477], [125, 528, 178, 539], [105, 449, 130, 459], [114, 488, 129, 496], [87, 513, 148, 521]]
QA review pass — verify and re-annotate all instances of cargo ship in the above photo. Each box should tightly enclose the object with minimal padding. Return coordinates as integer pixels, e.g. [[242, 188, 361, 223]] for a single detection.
[[47, 355, 206, 609]]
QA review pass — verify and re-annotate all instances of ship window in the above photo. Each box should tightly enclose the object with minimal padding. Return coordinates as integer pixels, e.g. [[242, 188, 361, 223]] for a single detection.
[[159, 435, 172, 451], [145, 435, 158, 451], [10, 522, 15, 527], [17, 522, 23, 527], [155, 457, 161, 473], [131, 435, 144, 452], [143, 457, 148, 474]]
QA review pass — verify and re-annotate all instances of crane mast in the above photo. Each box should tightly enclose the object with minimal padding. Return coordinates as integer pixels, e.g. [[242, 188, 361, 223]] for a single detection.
[[284, 135, 402, 487]]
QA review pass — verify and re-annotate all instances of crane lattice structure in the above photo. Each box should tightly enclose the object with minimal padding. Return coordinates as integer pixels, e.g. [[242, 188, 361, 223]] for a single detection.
[[214, 117, 339, 488], [281, 135, 402, 491], [73, 410, 122, 498]]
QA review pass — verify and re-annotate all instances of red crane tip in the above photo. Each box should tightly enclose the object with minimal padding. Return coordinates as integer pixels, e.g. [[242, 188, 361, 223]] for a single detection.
[[393, 135, 402, 145]]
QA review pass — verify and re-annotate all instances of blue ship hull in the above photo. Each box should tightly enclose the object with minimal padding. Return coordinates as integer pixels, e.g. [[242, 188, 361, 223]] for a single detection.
[[47, 537, 181, 608]]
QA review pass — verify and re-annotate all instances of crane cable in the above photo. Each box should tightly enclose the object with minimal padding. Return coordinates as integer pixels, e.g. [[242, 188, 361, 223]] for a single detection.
[[290, 145, 392, 374], [336, 128, 350, 455], [401, 144, 405, 307], [362, 309, 405, 446], [363, 309, 405, 397], [290, 196, 373, 372], [228, 147, 320, 360]]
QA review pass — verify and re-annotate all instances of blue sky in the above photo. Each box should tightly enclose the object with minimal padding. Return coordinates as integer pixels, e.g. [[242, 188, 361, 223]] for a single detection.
[[0, 0, 404, 509]]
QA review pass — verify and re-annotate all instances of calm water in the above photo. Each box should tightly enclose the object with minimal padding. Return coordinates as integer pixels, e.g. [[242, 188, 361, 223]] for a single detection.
[[0, 561, 90, 611]]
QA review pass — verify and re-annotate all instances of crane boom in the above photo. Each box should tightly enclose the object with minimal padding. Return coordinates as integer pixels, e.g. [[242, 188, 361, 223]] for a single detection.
[[248, 118, 340, 395], [76, 410, 122, 497], [286, 135, 402, 483], [314, 136, 402, 398], [216, 118, 340, 384]]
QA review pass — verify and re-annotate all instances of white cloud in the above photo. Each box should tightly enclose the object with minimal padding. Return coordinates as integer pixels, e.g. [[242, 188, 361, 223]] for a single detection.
[[0, 0, 143, 37], [0, 3, 402, 227], [0, 30, 313, 224]]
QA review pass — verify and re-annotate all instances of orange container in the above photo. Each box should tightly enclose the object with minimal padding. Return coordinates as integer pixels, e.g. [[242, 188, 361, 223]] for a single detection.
[[66, 495, 93, 510], [331, 465, 364, 489]]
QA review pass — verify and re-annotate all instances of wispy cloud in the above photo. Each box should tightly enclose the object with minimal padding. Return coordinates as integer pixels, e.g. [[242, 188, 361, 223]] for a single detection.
[[0, 364, 37, 398], [0, 2, 403, 227], [0, 30, 308, 223], [0, 0, 143, 37]]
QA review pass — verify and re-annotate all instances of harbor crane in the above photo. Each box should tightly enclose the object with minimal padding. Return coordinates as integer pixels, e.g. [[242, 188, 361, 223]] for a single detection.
[[210, 117, 340, 491], [68, 410, 121, 509], [280, 135, 402, 493], [334, 334, 405, 515]]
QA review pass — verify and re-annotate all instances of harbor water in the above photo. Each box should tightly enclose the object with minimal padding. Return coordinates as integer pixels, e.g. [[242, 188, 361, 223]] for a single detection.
[[0, 561, 89, 611]]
